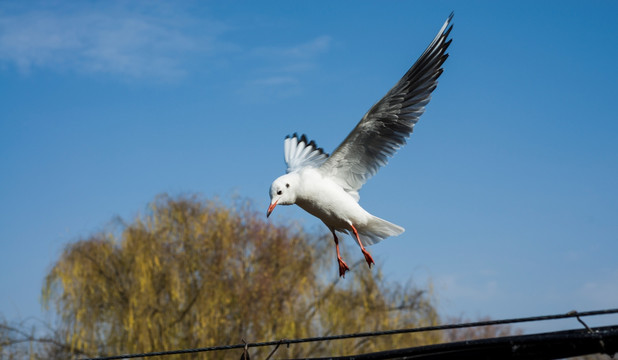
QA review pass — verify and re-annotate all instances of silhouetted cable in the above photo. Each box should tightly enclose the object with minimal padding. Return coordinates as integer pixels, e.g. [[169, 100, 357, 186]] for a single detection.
[[84, 308, 618, 360]]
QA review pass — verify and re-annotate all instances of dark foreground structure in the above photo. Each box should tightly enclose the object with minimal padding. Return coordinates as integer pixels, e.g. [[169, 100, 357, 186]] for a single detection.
[[293, 326, 618, 360]]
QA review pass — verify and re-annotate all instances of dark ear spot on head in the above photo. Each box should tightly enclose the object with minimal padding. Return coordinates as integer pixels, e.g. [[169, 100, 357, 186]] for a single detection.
[[286, 183, 290, 188]]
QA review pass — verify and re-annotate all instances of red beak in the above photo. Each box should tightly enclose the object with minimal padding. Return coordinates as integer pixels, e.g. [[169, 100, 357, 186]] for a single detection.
[[266, 200, 278, 218]]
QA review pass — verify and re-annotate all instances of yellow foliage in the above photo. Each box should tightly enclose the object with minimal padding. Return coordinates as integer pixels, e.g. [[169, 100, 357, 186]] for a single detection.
[[42, 194, 441, 359]]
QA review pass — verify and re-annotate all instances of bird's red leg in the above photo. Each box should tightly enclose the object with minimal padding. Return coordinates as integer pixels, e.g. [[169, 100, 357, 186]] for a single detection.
[[349, 224, 375, 268], [332, 231, 350, 277]]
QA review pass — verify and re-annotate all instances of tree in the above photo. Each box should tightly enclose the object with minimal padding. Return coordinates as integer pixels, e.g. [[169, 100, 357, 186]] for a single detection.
[[42, 194, 441, 359], [0, 317, 83, 359]]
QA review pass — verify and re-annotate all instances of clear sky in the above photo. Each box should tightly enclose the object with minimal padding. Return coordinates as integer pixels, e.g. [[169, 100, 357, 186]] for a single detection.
[[1, 1, 617, 334]]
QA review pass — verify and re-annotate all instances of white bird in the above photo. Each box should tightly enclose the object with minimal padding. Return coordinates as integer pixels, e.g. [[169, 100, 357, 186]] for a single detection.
[[267, 14, 453, 277]]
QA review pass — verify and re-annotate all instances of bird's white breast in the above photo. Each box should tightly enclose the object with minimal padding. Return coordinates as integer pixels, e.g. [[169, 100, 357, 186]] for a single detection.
[[294, 168, 371, 230]]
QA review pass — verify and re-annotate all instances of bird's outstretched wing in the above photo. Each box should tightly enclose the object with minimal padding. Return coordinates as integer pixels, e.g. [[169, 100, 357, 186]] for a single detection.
[[284, 133, 329, 173], [319, 13, 453, 194]]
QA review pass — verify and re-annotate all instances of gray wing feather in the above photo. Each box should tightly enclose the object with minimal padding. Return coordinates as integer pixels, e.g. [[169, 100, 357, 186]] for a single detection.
[[319, 13, 453, 193]]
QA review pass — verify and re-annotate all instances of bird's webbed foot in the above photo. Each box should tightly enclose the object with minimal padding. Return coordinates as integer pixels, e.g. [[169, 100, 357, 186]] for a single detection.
[[337, 257, 350, 277], [361, 248, 375, 268]]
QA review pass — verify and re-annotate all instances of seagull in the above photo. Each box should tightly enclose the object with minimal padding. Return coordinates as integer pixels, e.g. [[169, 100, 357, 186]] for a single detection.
[[267, 14, 453, 277]]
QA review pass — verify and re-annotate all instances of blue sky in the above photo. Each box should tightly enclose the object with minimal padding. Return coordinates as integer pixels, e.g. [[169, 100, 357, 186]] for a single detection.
[[1, 1, 617, 334]]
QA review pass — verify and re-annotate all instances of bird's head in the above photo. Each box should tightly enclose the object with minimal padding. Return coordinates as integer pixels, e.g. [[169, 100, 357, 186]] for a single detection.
[[267, 174, 298, 218]]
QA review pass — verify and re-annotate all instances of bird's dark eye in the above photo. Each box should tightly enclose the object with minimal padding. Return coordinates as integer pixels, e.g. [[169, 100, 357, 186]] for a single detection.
[[277, 190, 282, 195], [286, 183, 290, 188]]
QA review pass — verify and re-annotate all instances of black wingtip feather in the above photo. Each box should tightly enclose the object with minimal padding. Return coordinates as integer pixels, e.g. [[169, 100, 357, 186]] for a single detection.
[[286, 133, 329, 157], [443, 26, 454, 43], [444, 38, 453, 49]]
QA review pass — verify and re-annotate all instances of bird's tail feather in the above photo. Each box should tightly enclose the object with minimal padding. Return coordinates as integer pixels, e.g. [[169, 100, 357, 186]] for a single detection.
[[359, 216, 405, 246]]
